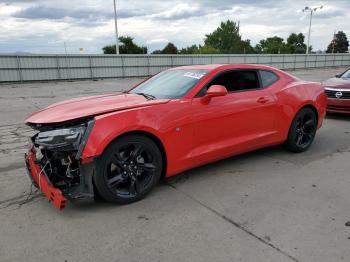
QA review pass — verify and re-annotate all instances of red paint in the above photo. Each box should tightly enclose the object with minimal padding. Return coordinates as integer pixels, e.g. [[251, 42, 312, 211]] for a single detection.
[[26, 64, 327, 178], [201, 85, 228, 104], [323, 74, 350, 114], [326, 98, 350, 114], [26, 93, 170, 124], [25, 145, 66, 209]]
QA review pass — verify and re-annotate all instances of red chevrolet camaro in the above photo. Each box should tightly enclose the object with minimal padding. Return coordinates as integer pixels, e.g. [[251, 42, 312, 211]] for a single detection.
[[324, 68, 350, 114], [25, 64, 327, 209]]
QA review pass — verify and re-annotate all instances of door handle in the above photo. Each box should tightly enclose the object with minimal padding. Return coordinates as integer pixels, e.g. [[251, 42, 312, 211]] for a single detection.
[[257, 97, 269, 104]]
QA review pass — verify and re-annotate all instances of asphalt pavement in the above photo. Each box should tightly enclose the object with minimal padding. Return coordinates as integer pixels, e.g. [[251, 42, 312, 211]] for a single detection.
[[0, 67, 349, 262]]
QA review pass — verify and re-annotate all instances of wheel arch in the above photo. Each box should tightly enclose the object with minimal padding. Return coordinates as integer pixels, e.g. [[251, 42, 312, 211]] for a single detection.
[[283, 103, 319, 153], [103, 130, 168, 178], [297, 104, 319, 125], [282, 103, 319, 141]]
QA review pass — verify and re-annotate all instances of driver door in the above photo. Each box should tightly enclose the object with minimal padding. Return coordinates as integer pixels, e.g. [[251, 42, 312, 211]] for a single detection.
[[189, 70, 278, 165]]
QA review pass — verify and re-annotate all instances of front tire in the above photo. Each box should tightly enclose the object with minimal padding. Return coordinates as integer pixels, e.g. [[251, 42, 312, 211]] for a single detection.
[[284, 107, 317, 153], [94, 134, 163, 204]]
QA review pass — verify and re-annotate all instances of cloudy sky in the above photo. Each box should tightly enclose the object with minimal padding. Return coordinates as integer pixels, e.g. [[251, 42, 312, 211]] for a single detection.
[[0, 0, 349, 54]]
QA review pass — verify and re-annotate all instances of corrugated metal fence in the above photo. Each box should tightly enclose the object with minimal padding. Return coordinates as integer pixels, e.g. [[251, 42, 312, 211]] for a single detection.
[[0, 53, 349, 82]]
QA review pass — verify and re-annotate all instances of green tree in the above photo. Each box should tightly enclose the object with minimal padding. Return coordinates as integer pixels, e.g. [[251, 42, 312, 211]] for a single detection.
[[286, 33, 307, 54], [179, 45, 200, 54], [151, 49, 162, 54], [204, 20, 254, 54], [255, 36, 289, 54], [198, 45, 219, 54], [179, 44, 219, 54], [103, 36, 147, 54], [152, 42, 178, 54], [240, 39, 256, 54], [103, 45, 117, 54], [161, 42, 178, 54], [327, 31, 349, 53]]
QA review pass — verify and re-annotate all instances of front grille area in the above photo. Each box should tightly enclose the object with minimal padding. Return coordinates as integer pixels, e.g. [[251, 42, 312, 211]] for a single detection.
[[325, 88, 350, 99]]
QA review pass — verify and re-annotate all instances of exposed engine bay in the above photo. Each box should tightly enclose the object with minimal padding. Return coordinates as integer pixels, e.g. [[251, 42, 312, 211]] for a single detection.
[[27, 119, 95, 199]]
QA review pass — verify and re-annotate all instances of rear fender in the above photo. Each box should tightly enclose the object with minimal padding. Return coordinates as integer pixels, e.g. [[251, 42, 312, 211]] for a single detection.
[[276, 82, 326, 138]]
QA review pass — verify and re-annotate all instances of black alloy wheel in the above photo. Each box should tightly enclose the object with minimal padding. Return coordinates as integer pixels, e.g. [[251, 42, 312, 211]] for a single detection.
[[284, 107, 317, 153], [94, 135, 162, 204]]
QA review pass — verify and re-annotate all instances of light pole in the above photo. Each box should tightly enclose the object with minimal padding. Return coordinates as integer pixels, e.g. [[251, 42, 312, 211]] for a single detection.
[[113, 0, 120, 54], [63, 41, 68, 55], [302, 6, 323, 54]]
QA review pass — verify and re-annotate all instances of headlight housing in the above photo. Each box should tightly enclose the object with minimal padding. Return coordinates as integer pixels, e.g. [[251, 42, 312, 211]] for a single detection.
[[35, 126, 86, 150], [34, 119, 94, 158]]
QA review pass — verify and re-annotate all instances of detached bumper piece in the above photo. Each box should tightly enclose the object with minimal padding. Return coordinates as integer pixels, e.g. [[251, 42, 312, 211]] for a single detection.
[[25, 146, 66, 210]]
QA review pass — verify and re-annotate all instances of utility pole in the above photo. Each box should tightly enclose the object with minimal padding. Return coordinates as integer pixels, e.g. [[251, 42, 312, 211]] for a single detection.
[[113, 0, 120, 54], [306, 9, 313, 54], [63, 42, 68, 55], [302, 6, 323, 55], [63, 41, 71, 79]]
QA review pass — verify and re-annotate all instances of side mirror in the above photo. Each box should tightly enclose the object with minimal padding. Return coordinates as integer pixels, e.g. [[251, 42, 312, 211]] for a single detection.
[[205, 85, 228, 98], [335, 73, 342, 78]]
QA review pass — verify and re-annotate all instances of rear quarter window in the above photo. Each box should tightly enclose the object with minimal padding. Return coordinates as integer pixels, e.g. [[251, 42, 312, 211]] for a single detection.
[[260, 70, 279, 88]]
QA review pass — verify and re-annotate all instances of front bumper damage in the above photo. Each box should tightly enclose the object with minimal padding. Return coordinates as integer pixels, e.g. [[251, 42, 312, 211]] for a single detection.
[[25, 146, 67, 209], [24, 123, 96, 210]]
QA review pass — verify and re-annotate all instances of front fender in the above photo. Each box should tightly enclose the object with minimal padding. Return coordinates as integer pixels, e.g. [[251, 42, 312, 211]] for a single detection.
[[80, 100, 194, 177], [81, 108, 164, 159]]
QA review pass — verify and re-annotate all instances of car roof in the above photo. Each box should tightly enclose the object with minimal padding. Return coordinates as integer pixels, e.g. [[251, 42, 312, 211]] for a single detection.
[[170, 63, 279, 72]]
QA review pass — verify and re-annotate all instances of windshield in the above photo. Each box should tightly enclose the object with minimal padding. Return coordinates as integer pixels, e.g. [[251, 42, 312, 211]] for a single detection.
[[130, 70, 208, 99], [341, 69, 350, 79]]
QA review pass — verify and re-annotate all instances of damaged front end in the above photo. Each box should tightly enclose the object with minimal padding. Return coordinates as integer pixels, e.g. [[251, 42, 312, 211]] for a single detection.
[[25, 119, 96, 209]]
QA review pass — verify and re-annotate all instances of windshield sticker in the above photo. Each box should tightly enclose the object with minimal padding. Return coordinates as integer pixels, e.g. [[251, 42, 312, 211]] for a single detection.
[[183, 72, 207, 79]]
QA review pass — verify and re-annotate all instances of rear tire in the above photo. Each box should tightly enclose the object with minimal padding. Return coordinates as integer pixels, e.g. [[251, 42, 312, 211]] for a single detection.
[[94, 134, 163, 204], [284, 107, 317, 153]]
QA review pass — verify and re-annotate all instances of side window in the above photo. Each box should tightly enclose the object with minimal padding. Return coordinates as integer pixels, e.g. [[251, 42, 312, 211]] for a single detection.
[[235, 71, 260, 91], [260, 70, 279, 88], [197, 70, 260, 96]]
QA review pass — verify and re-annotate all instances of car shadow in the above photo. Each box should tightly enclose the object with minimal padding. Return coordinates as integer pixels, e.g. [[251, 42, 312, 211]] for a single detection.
[[70, 149, 267, 212], [69, 137, 348, 212], [326, 113, 350, 121], [165, 149, 264, 186]]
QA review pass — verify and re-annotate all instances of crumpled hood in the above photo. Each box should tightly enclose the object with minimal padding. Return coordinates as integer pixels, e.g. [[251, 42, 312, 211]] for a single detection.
[[25, 93, 170, 124], [323, 77, 350, 90]]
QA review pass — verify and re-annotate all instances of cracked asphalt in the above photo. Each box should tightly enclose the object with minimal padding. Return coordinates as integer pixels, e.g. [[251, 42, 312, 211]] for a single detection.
[[0, 67, 350, 262]]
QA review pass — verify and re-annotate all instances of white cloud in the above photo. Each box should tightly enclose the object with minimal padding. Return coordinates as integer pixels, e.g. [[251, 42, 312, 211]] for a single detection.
[[146, 38, 169, 44], [150, 3, 201, 20], [0, 0, 349, 53]]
